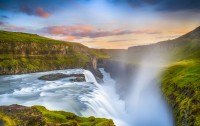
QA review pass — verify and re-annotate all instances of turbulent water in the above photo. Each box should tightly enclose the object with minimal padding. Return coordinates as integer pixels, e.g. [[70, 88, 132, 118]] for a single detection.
[[0, 68, 173, 126]]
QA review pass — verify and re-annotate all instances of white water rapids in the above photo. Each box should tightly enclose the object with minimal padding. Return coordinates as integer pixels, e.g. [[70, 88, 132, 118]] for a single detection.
[[0, 68, 173, 126]]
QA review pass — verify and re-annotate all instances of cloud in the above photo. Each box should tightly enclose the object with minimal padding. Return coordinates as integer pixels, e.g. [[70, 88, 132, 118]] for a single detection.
[[46, 25, 93, 36], [0, 21, 5, 26], [156, 35, 180, 39], [108, 39, 138, 42], [19, 5, 51, 18], [36, 7, 51, 18], [20, 5, 33, 15], [142, 0, 159, 5], [1, 0, 199, 21], [44, 25, 161, 39], [0, 0, 91, 18], [0, 0, 52, 18], [0, 25, 25, 31], [110, 0, 200, 12], [0, 21, 26, 31], [86, 29, 135, 38], [156, 0, 200, 12], [65, 36, 76, 41], [0, 15, 8, 18]]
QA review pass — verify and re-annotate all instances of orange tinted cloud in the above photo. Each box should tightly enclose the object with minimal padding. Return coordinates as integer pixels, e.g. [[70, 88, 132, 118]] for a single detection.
[[20, 5, 51, 18], [36, 7, 51, 18], [65, 36, 76, 41], [45, 25, 161, 39], [47, 25, 93, 35]]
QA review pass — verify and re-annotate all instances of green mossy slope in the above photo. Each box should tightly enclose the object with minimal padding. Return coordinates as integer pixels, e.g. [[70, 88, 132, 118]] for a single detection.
[[105, 26, 200, 126], [161, 60, 200, 126], [161, 27, 200, 126], [0, 104, 115, 126], [0, 30, 110, 75]]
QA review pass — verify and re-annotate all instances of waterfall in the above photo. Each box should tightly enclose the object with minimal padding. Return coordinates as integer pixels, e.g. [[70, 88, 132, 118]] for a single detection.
[[82, 69, 129, 126], [0, 68, 173, 126], [83, 70, 98, 85], [122, 49, 173, 126]]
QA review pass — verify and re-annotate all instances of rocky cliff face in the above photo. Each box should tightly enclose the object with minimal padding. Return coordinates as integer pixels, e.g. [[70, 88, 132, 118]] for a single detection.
[[0, 41, 96, 74], [0, 30, 106, 80], [0, 41, 68, 55], [85, 56, 103, 81], [98, 59, 138, 97]]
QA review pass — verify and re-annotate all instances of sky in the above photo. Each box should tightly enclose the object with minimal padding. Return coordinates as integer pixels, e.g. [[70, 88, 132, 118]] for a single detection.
[[0, 0, 200, 49]]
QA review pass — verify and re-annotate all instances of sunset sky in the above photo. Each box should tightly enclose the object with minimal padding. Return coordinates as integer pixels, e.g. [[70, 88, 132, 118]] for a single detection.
[[0, 0, 200, 49]]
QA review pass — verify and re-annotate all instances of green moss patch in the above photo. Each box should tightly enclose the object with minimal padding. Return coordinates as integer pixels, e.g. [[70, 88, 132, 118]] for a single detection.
[[161, 60, 200, 126], [0, 105, 115, 126]]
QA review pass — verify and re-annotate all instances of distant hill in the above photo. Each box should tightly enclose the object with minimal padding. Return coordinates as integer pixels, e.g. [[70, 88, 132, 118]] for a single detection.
[[0, 30, 109, 79], [127, 26, 200, 62], [180, 26, 200, 40]]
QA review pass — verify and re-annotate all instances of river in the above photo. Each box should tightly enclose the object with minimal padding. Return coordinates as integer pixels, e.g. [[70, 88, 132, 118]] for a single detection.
[[0, 68, 173, 126]]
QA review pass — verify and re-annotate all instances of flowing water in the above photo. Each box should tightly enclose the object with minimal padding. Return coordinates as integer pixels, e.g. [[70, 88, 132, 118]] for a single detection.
[[0, 68, 173, 126]]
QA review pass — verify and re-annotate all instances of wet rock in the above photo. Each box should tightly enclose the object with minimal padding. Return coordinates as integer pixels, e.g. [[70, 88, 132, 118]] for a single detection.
[[70, 77, 85, 82], [38, 73, 85, 81], [85, 56, 103, 83], [0, 104, 45, 126], [38, 73, 68, 81]]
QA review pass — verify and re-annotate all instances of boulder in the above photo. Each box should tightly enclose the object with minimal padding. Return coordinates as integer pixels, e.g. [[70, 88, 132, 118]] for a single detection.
[[0, 104, 45, 126], [38, 73, 85, 81], [70, 77, 85, 82]]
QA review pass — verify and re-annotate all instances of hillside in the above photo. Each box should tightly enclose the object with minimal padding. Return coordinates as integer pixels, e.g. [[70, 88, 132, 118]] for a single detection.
[[127, 26, 200, 62], [160, 27, 200, 126], [0, 30, 109, 79], [0, 104, 114, 126]]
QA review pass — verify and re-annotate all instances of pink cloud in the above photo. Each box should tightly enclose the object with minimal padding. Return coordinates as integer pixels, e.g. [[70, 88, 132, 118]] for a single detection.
[[46, 25, 94, 38], [36, 7, 51, 18], [0, 21, 5, 26], [44, 25, 161, 39], [20, 5, 32, 15], [65, 36, 77, 41], [20, 5, 51, 18]]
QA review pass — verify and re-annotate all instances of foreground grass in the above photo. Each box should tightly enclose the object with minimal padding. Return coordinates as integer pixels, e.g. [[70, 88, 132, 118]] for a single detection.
[[0, 104, 115, 126]]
